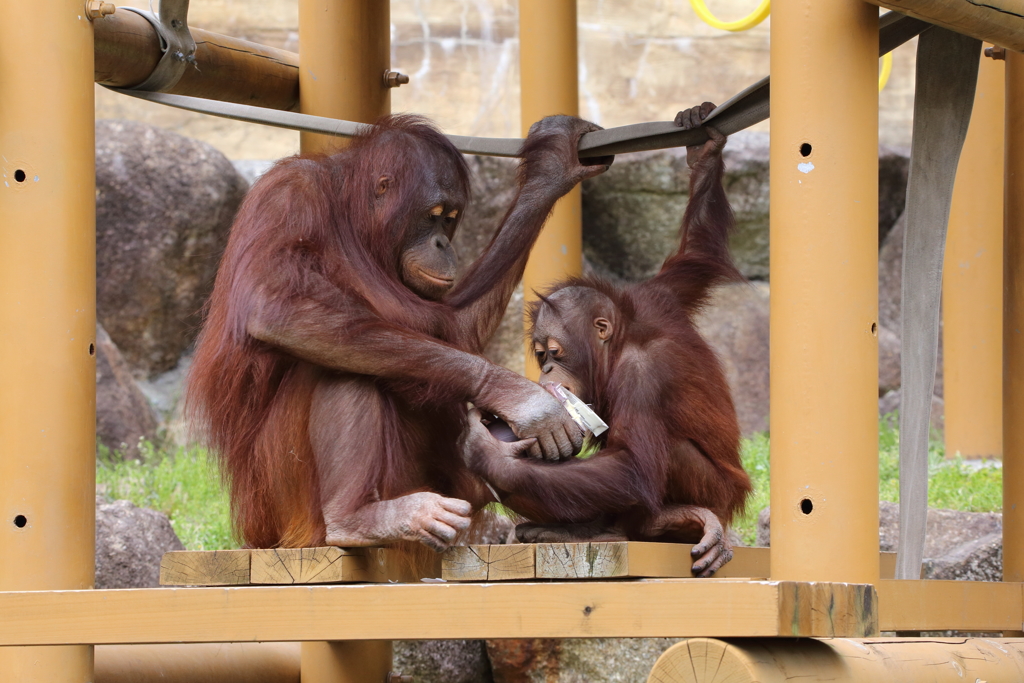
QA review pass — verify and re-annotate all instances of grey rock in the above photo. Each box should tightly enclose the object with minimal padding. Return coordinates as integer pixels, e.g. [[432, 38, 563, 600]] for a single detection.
[[878, 211, 905, 333], [136, 352, 192, 446], [582, 148, 689, 283], [695, 281, 770, 436], [879, 502, 1002, 559], [581, 136, 907, 285], [923, 532, 1002, 582], [721, 133, 772, 281], [456, 156, 520, 275], [878, 389, 945, 434], [457, 155, 526, 375], [487, 638, 679, 683], [878, 501, 900, 553], [878, 324, 902, 396], [878, 145, 910, 245], [760, 502, 1002, 579], [755, 507, 771, 548], [581, 131, 769, 282], [877, 212, 944, 398], [96, 119, 248, 377], [96, 323, 159, 458], [394, 640, 493, 683], [95, 498, 185, 589]]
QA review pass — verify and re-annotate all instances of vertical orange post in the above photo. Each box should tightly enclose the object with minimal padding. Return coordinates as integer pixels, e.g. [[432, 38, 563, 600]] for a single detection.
[[944, 51, 1005, 460], [298, 0, 390, 154], [519, 0, 581, 380], [297, 0, 393, 677], [0, 1, 96, 681], [1003, 49, 1024, 590], [769, 0, 880, 584]]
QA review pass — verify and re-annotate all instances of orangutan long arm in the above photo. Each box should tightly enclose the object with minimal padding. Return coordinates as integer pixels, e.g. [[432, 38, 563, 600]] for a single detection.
[[447, 115, 611, 350], [446, 186, 556, 348], [246, 277, 524, 405]]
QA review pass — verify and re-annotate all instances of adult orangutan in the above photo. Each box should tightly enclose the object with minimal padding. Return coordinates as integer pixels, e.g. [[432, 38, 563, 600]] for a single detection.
[[464, 103, 752, 577], [187, 114, 611, 551]]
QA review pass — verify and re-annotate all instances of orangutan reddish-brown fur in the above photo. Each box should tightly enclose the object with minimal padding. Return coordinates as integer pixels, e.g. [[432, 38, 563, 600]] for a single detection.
[[187, 114, 611, 551], [464, 103, 752, 576]]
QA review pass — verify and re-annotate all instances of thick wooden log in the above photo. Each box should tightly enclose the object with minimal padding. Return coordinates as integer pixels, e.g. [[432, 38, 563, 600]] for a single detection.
[[867, 1, 1024, 52], [93, 9, 299, 110]]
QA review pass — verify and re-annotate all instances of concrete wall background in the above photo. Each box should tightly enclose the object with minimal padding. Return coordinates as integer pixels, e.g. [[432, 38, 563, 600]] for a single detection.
[[97, 0, 918, 160]]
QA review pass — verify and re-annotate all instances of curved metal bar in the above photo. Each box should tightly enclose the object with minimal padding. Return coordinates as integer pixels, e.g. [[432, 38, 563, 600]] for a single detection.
[[110, 12, 926, 159]]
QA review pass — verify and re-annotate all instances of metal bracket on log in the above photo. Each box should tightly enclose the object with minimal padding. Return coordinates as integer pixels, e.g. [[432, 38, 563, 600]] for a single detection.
[[123, 0, 196, 92]]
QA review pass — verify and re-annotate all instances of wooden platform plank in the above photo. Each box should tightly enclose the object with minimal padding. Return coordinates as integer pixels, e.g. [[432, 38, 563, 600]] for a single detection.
[[441, 546, 489, 581], [0, 580, 878, 644], [442, 544, 895, 582], [442, 542, 771, 581], [536, 542, 629, 579], [162, 547, 442, 586], [250, 547, 367, 584], [159, 550, 250, 586], [878, 579, 1023, 632], [488, 544, 537, 581], [443, 545, 537, 581]]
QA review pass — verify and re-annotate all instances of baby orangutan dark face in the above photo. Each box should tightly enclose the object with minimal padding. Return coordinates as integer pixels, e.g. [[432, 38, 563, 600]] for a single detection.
[[531, 286, 616, 404]]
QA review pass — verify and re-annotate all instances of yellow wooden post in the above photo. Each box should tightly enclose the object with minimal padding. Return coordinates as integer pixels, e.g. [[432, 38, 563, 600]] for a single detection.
[[1003, 49, 1024, 593], [297, 0, 393, 678], [298, 0, 390, 155], [0, 1, 96, 681], [768, 0, 880, 584], [519, 0, 581, 380], [943, 51, 1005, 460]]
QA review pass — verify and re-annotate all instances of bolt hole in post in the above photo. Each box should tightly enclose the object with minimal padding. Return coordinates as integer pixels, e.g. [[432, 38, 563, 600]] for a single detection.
[[799, 143, 812, 157], [871, 322, 878, 334], [89, 343, 96, 355], [13, 515, 27, 528], [13, 169, 26, 182], [800, 498, 813, 515]]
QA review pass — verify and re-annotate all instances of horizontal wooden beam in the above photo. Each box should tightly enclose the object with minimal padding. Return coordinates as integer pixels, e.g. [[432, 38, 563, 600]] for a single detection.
[[0, 580, 876, 644], [93, 8, 299, 110], [866, 0, 1024, 51], [878, 579, 1024, 632], [9, 578, 1020, 642]]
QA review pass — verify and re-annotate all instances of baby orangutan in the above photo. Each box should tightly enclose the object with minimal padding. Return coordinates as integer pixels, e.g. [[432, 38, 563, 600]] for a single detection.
[[464, 103, 752, 577]]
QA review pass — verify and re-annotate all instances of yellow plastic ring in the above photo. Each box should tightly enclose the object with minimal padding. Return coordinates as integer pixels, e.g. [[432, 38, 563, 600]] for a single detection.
[[689, 0, 771, 32], [879, 51, 893, 92]]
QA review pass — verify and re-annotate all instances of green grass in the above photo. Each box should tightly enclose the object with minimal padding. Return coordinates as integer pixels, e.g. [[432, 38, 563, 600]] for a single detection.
[[731, 414, 1004, 545], [96, 441, 234, 550], [97, 414, 1004, 551]]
